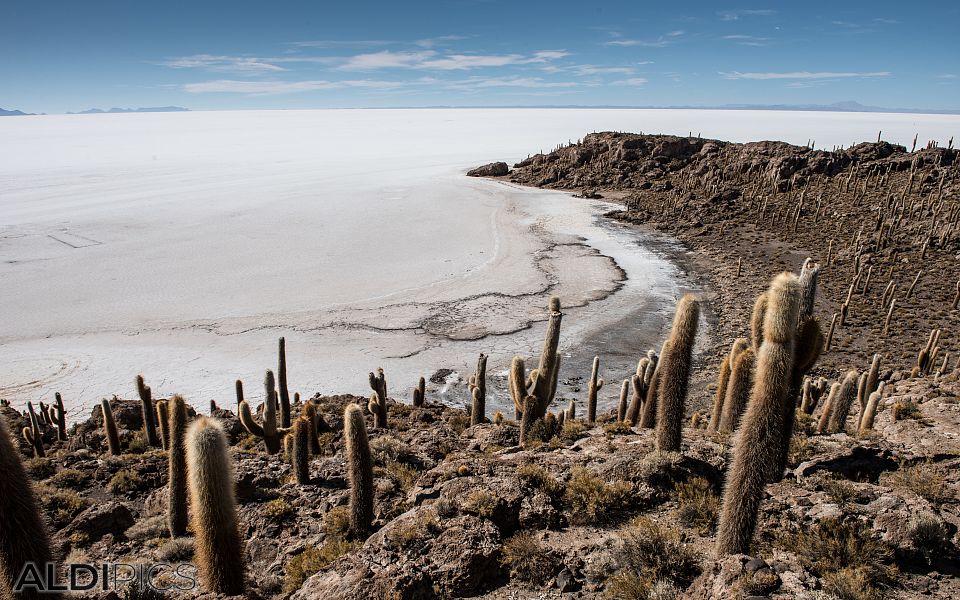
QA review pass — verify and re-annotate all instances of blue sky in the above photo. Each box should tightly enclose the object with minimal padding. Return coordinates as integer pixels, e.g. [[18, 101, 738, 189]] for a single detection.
[[2, 1, 957, 113]]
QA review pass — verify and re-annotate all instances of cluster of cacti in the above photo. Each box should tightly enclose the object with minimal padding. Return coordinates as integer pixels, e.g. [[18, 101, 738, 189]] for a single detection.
[[858, 382, 886, 433], [51, 393, 66, 441], [101, 398, 121, 456], [167, 394, 189, 537], [716, 272, 802, 555], [0, 416, 58, 600], [655, 294, 701, 452], [238, 371, 287, 454], [708, 338, 749, 433], [344, 404, 373, 538], [412, 376, 426, 408], [468, 353, 487, 426], [624, 350, 658, 426], [278, 337, 292, 429], [186, 417, 246, 595], [136, 375, 160, 447], [824, 370, 859, 433], [717, 346, 756, 434], [368, 368, 388, 428], [22, 402, 45, 457], [913, 329, 941, 377], [799, 376, 828, 414], [585, 356, 604, 423], [508, 297, 563, 422]]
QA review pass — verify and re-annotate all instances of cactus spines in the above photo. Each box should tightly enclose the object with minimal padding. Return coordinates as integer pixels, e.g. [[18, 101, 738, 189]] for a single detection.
[[566, 398, 576, 422], [302, 402, 322, 455], [797, 258, 820, 318], [167, 394, 189, 538], [101, 398, 121, 456], [858, 382, 886, 433], [709, 338, 749, 433], [639, 364, 661, 429], [716, 273, 800, 556], [617, 379, 630, 422], [237, 371, 283, 454], [136, 375, 160, 447], [865, 353, 881, 401], [468, 353, 487, 426], [156, 400, 170, 450], [655, 294, 701, 452], [750, 292, 769, 350], [185, 417, 245, 596], [0, 415, 58, 600], [493, 411, 504, 425], [816, 382, 841, 434], [52, 392, 67, 442], [291, 417, 311, 484], [532, 298, 562, 417], [278, 337, 291, 429], [625, 375, 643, 425], [344, 404, 374, 538], [412, 376, 426, 408], [368, 369, 388, 429], [586, 356, 604, 424], [855, 371, 869, 414]]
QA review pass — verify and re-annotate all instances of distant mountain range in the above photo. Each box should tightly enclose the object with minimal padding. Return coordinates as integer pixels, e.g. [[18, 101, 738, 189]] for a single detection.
[[0, 107, 35, 116], [68, 106, 190, 114]]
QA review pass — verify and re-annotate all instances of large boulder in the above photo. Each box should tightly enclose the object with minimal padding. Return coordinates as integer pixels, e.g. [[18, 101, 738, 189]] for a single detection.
[[467, 162, 509, 177]]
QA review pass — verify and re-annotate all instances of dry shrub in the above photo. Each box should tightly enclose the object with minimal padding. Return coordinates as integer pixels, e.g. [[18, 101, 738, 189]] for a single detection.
[[49, 468, 91, 490], [674, 477, 719, 534], [107, 469, 144, 495], [564, 467, 632, 525], [263, 498, 293, 521], [887, 462, 946, 505], [500, 532, 558, 584], [322, 506, 351, 538], [516, 463, 563, 496], [461, 490, 499, 519], [283, 539, 358, 592]]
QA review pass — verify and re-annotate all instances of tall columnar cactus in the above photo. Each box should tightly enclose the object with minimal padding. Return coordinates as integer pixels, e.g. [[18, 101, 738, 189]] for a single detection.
[[185, 417, 245, 596], [566, 398, 576, 422], [864, 354, 881, 406], [344, 404, 373, 538], [586, 356, 604, 424], [238, 371, 284, 454], [0, 416, 58, 600], [855, 372, 869, 415], [508, 298, 564, 421], [167, 395, 189, 538], [626, 351, 657, 426], [156, 400, 170, 450], [468, 353, 487, 426], [797, 258, 820, 318], [278, 337, 291, 429], [617, 379, 630, 422], [508, 356, 530, 420], [519, 396, 538, 446], [101, 398, 121, 456], [235, 379, 244, 412], [858, 382, 886, 433], [412, 376, 426, 408], [136, 375, 160, 447], [716, 273, 800, 556], [709, 338, 749, 433], [51, 393, 67, 442], [655, 294, 701, 452], [368, 369, 388, 429], [302, 402, 322, 455], [826, 371, 860, 433], [291, 417, 311, 484]]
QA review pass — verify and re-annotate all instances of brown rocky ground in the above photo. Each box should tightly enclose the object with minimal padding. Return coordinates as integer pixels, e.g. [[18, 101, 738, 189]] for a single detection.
[[2, 131, 959, 600]]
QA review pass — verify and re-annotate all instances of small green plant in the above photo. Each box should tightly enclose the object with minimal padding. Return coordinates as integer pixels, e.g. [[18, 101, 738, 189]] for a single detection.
[[609, 517, 701, 593], [322, 506, 351, 539], [563, 467, 631, 525], [603, 421, 633, 436], [49, 469, 91, 490], [69, 531, 91, 548], [674, 477, 719, 534], [263, 498, 293, 521], [25, 457, 55, 479], [282, 539, 357, 593], [107, 469, 144, 495], [500, 532, 558, 584], [37, 484, 88, 527], [516, 463, 563, 496], [461, 490, 499, 519]]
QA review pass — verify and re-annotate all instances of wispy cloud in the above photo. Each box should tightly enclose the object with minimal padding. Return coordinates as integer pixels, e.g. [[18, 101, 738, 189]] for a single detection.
[[161, 55, 288, 73], [937, 74, 957, 79], [612, 77, 648, 86], [719, 9, 776, 21], [446, 76, 582, 90], [572, 65, 636, 76], [338, 49, 570, 71], [182, 79, 406, 95], [415, 35, 469, 48], [290, 40, 392, 49], [605, 30, 684, 48], [721, 34, 770, 46], [720, 70, 891, 80], [828, 18, 899, 34]]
